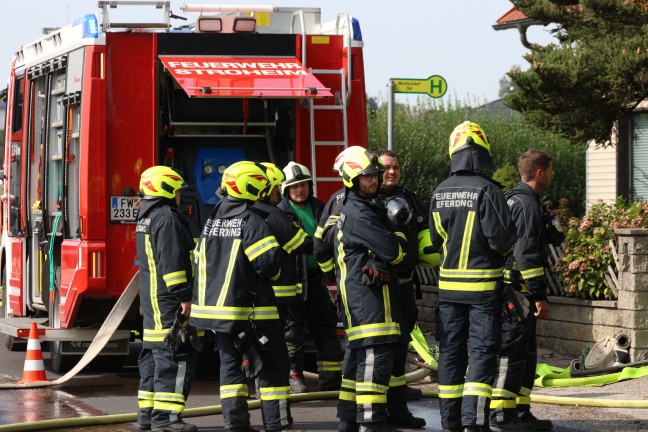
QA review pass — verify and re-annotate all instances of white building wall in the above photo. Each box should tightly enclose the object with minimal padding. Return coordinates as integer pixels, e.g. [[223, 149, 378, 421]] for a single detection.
[[586, 141, 617, 207]]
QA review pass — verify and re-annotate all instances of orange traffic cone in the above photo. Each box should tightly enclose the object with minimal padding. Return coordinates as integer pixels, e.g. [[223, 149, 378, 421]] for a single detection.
[[18, 322, 47, 384]]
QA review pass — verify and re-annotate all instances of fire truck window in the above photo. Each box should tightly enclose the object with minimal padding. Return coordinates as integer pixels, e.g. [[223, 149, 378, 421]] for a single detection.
[[9, 142, 21, 237], [11, 77, 24, 133]]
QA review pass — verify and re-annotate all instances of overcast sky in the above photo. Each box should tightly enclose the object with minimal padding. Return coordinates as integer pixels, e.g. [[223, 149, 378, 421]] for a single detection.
[[1, 1, 556, 103]]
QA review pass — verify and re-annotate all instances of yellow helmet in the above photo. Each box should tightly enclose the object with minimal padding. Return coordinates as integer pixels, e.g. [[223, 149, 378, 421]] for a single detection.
[[448, 121, 491, 157], [340, 148, 384, 188], [333, 145, 366, 175], [260, 162, 285, 192], [221, 161, 269, 201], [139, 166, 186, 200]]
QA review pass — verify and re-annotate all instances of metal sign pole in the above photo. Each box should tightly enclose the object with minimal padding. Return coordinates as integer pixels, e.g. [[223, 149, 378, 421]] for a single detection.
[[387, 80, 394, 151]]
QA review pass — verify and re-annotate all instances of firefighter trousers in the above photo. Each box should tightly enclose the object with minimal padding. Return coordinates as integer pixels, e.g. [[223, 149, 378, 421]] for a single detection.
[[490, 305, 538, 424], [387, 341, 411, 418], [337, 343, 394, 425], [284, 270, 343, 390], [137, 347, 198, 429], [216, 326, 292, 431], [436, 297, 502, 430]]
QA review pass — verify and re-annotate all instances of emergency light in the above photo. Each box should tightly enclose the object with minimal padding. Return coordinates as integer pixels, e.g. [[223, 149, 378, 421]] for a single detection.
[[73, 14, 100, 39]]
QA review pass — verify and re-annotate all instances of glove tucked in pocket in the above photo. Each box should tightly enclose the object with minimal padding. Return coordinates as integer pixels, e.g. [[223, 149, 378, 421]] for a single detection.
[[361, 259, 391, 288]]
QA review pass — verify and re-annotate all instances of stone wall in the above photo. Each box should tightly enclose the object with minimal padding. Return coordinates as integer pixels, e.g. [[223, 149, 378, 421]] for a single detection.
[[417, 228, 648, 361]]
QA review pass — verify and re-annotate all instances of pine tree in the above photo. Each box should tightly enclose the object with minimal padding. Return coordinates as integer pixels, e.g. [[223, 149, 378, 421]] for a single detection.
[[507, 0, 648, 146]]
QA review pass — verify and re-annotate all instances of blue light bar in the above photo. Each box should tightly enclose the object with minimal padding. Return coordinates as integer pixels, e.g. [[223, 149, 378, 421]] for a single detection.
[[351, 18, 363, 42], [73, 14, 100, 39]]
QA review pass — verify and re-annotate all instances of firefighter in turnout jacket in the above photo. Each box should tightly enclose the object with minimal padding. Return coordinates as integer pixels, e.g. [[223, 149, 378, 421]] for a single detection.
[[314, 146, 367, 283], [254, 163, 310, 305], [375, 150, 435, 430], [136, 166, 198, 432], [490, 151, 556, 432], [277, 161, 344, 393], [335, 149, 408, 432], [430, 121, 516, 432], [190, 161, 292, 432]]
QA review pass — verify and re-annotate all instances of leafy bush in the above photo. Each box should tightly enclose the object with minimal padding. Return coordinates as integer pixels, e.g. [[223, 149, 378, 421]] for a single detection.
[[493, 163, 519, 190], [554, 199, 648, 299]]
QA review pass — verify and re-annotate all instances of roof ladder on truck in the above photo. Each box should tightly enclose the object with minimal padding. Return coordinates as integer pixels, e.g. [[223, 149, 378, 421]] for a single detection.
[[308, 69, 348, 197]]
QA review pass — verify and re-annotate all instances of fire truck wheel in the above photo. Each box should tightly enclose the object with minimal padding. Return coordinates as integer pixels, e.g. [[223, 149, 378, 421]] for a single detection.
[[1, 263, 26, 352], [49, 341, 77, 373]]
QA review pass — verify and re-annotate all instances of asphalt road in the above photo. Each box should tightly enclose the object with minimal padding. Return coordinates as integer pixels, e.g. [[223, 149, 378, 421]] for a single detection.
[[1, 342, 648, 431]]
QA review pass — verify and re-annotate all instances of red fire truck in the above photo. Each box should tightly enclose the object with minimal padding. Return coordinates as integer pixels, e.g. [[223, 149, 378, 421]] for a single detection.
[[0, 1, 367, 372]]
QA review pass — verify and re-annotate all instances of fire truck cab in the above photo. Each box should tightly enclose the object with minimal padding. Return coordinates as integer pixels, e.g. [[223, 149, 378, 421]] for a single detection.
[[0, 1, 367, 372]]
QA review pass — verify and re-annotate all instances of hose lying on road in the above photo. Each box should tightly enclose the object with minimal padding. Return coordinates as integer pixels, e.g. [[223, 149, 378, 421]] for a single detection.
[[0, 273, 140, 390], [5, 382, 648, 431]]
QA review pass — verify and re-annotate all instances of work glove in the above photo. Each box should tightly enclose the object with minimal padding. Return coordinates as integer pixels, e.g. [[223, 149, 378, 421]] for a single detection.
[[501, 285, 531, 324], [361, 259, 391, 287], [165, 311, 203, 352], [241, 344, 263, 379]]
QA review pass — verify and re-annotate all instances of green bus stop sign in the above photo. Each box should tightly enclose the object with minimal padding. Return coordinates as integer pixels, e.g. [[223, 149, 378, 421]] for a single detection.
[[392, 75, 447, 98]]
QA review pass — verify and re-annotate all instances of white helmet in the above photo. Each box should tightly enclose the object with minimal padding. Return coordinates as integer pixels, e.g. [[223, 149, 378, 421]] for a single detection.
[[333, 146, 367, 176], [282, 162, 312, 193]]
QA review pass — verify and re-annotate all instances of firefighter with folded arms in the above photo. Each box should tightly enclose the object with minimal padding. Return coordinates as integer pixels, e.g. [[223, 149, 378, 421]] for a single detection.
[[430, 121, 516, 432], [190, 161, 292, 432], [489, 151, 556, 432], [314, 146, 367, 283], [277, 161, 344, 393], [335, 149, 408, 432], [374, 149, 438, 430], [136, 166, 200, 432]]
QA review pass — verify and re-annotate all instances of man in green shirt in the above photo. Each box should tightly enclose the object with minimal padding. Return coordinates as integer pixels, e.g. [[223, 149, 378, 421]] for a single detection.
[[277, 162, 344, 394]]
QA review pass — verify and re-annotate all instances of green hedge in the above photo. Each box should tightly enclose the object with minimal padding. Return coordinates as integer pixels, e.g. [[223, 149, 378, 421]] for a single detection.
[[367, 97, 586, 215]]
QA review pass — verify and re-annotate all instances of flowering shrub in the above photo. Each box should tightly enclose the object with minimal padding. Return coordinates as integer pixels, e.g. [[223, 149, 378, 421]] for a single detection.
[[554, 199, 648, 299]]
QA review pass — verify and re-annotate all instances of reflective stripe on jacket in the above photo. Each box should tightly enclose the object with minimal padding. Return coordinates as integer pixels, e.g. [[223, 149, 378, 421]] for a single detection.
[[254, 200, 310, 302], [334, 190, 407, 348], [430, 172, 516, 304], [190, 199, 281, 333], [504, 181, 549, 303], [136, 200, 195, 348]]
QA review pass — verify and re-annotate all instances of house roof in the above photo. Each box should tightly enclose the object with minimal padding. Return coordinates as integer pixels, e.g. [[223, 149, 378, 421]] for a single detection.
[[493, 6, 543, 30]]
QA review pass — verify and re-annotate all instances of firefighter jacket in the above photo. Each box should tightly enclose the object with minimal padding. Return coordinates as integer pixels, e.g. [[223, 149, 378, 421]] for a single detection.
[[190, 198, 282, 334], [334, 189, 408, 348], [377, 185, 429, 273], [136, 199, 195, 348], [504, 181, 550, 303], [276, 196, 322, 294], [430, 171, 516, 304], [254, 199, 311, 303], [314, 187, 345, 281]]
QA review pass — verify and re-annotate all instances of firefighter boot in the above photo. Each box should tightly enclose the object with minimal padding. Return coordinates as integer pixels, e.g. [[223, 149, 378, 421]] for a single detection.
[[387, 412, 426, 429], [289, 370, 308, 394], [358, 422, 402, 432], [151, 419, 197, 432], [518, 412, 553, 431], [489, 418, 533, 432], [338, 419, 360, 432]]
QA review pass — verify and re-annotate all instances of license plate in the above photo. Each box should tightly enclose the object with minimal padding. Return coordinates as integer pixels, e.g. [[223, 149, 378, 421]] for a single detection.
[[110, 196, 141, 224]]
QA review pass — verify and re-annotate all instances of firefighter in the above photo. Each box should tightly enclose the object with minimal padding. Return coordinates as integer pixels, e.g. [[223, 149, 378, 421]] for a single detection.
[[374, 150, 433, 430], [335, 149, 407, 432], [430, 121, 516, 432], [489, 151, 556, 432], [277, 161, 344, 393], [190, 161, 292, 432], [314, 146, 367, 283], [136, 166, 198, 432], [254, 163, 310, 304]]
